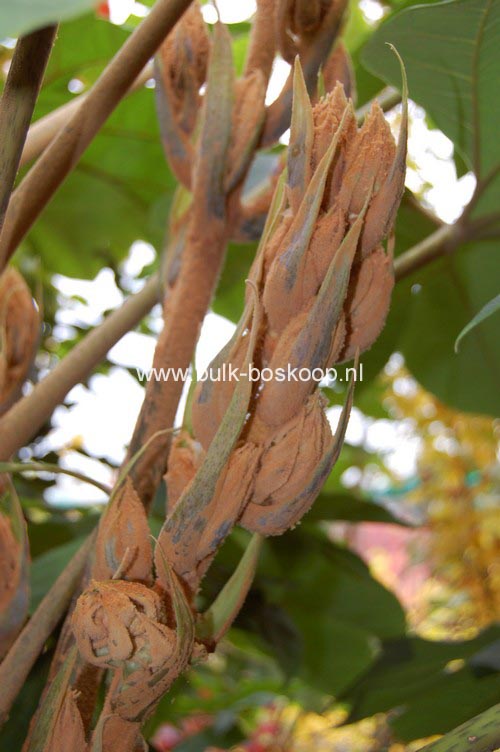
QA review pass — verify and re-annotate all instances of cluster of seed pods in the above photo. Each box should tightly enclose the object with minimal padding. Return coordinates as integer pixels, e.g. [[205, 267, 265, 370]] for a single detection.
[[160, 58, 407, 589], [65, 6, 407, 751]]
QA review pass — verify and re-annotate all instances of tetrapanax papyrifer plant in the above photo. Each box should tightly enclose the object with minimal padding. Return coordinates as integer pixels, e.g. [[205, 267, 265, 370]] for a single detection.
[[0, 1, 412, 750]]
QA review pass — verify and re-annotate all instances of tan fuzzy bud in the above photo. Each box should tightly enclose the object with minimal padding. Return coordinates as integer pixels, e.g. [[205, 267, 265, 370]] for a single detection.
[[165, 431, 205, 512], [191, 329, 248, 451], [72, 580, 176, 672], [340, 245, 394, 361], [159, 2, 210, 133], [310, 83, 355, 174], [241, 393, 332, 534], [94, 478, 153, 584], [0, 268, 38, 415], [276, 0, 345, 63], [339, 102, 396, 217], [262, 204, 346, 338], [158, 443, 261, 589], [253, 308, 313, 429], [321, 41, 356, 103], [48, 690, 87, 752], [186, 443, 261, 586], [226, 70, 267, 191]]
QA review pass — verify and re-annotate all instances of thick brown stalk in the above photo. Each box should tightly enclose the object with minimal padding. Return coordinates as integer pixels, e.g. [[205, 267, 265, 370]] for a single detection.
[[0, 275, 159, 462], [125, 226, 227, 507], [0, 0, 194, 272], [0, 533, 95, 726], [394, 223, 460, 281], [244, 0, 276, 81], [20, 62, 154, 169], [124, 22, 236, 508], [0, 26, 57, 234]]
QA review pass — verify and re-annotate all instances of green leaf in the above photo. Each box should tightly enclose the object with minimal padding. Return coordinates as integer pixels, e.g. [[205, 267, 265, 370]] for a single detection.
[[362, 0, 500, 220], [395, 240, 500, 416], [0, 0, 95, 38], [257, 530, 406, 694], [455, 293, 500, 352], [306, 492, 409, 526], [343, 625, 500, 740], [21, 14, 174, 279]]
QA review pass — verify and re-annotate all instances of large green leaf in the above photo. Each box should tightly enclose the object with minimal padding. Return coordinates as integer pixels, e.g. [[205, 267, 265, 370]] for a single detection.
[[0, 0, 96, 39], [254, 529, 406, 695], [360, 2, 500, 415], [19, 14, 173, 278], [307, 492, 410, 525], [394, 240, 500, 416], [362, 0, 500, 219], [343, 625, 500, 740]]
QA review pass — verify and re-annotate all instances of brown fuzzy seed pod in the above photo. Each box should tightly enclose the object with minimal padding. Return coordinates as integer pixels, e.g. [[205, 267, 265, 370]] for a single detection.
[[159, 2, 210, 134], [253, 308, 313, 429], [240, 393, 332, 534], [191, 330, 247, 452], [72, 580, 176, 672], [276, 0, 344, 63], [0, 268, 38, 416], [157, 444, 261, 590], [94, 478, 153, 584], [165, 431, 205, 512], [262, 205, 346, 338], [310, 83, 354, 174], [184, 443, 262, 587], [320, 41, 356, 103], [340, 245, 394, 362], [339, 103, 396, 217], [226, 70, 267, 191]]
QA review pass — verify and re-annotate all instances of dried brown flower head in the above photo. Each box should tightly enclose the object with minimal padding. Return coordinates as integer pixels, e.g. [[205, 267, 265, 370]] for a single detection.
[[72, 580, 175, 672]]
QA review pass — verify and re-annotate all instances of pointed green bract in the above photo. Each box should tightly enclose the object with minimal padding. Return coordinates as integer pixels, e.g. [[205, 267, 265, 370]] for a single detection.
[[193, 21, 234, 221], [154, 55, 194, 189], [24, 647, 78, 752], [288, 58, 314, 215], [196, 534, 262, 643]]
